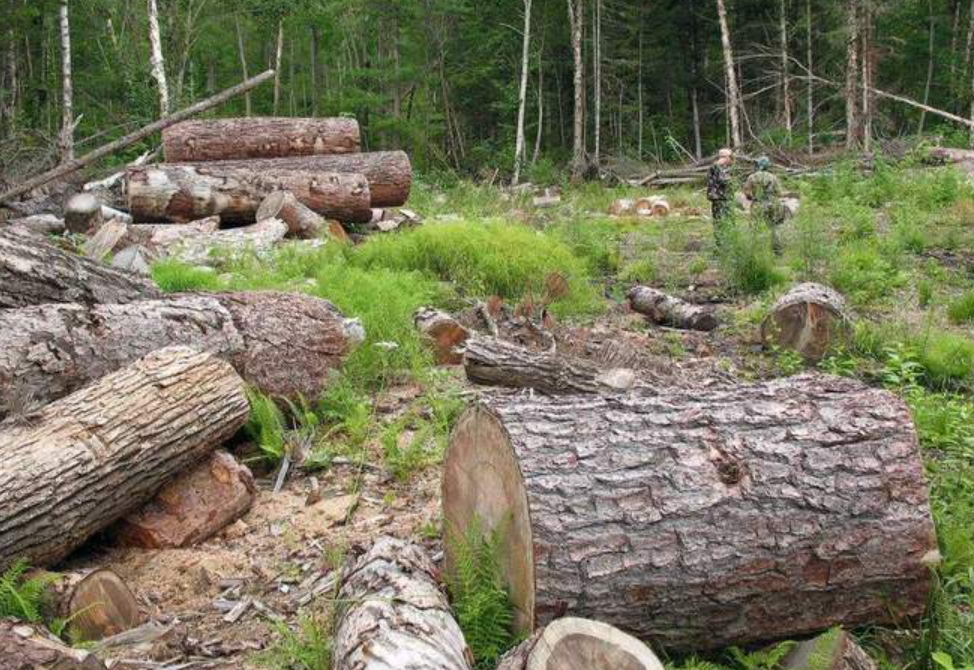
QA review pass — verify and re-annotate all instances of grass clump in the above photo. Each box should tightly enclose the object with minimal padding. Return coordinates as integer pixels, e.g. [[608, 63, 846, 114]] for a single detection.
[[151, 259, 223, 292], [257, 615, 332, 670], [718, 222, 784, 296], [829, 241, 904, 305], [911, 330, 974, 390], [949, 291, 974, 324]]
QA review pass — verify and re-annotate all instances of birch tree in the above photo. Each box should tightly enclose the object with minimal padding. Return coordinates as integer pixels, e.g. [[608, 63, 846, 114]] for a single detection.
[[512, 0, 533, 185], [147, 0, 171, 115], [58, 0, 74, 162], [845, 0, 860, 149], [567, 0, 585, 181], [716, 0, 742, 148]]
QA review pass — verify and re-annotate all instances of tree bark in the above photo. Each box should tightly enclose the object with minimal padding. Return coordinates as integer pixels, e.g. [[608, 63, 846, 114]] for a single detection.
[[444, 374, 937, 651], [846, 0, 860, 149], [628, 286, 719, 331], [512, 0, 533, 185], [0, 226, 161, 309], [58, 0, 74, 162], [6, 214, 66, 235], [716, 0, 742, 148], [154, 218, 289, 265], [414, 307, 470, 365], [496, 618, 663, 670], [780, 0, 792, 140], [761, 283, 851, 362], [257, 190, 327, 238], [273, 17, 284, 115], [0, 621, 107, 669], [593, 0, 602, 165], [163, 117, 361, 162], [333, 537, 473, 670], [146, 0, 170, 116], [126, 163, 371, 223], [235, 14, 252, 116], [0, 347, 249, 570], [807, 0, 814, 155], [567, 0, 585, 182], [41, 568, 142, 642]]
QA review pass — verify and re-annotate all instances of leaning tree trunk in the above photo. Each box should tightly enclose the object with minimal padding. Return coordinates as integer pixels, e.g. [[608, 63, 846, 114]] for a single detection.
[[163, 117, 361, 162], [146, 0, 170, 115], [761, 283, 851, 362], [0, 347, 249, 570], [333, 537, 473, 670], [126, 164, 371, 223], [40, 568, 142, 642], [0, 621, 106, 669], [257, 191, 328, 238], [444, 374, 937, 651], [496, 618, 663, 670], [628, 286, 719, 331], [0, 226, 161, 309]]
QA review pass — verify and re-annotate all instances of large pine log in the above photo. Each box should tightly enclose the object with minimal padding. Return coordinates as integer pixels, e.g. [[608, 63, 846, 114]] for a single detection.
[[0, 346, 249, 569], [0, 621, 107, 669], [444, 374, 937, 651], [628, 286, 719, 331], [126, 164, 371, 223], [496, 618, 663, 670], [163, 117, 361, 162], [333, 537, 473, 670], [762, 283, 850, 362], [0, 226, 161, 309]]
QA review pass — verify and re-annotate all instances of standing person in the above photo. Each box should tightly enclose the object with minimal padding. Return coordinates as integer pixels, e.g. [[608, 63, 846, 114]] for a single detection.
[[707, 148, 735, 250], [743, 156, 786, 255]]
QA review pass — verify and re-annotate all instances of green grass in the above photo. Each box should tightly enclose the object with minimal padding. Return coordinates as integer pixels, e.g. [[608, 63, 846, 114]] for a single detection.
[[257, 615, 332, 670], [151, 259, 223, 292], [949, 292, 974, 324]]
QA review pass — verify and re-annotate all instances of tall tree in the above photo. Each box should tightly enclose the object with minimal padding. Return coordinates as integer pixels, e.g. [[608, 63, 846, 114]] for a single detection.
[[513, 0, 533, 185], [58, 0, 74, 162], [716, 0, 742, 148], [147, 0, 171, 115], [807, 0, 814, 155], [234, 13, 252, 116], [920, 0, 935, 134], [779, 0, 792, 140], [592, 0, 601, 165], [273, 16, 284, 114], [845, 0, 860, 149], [567, 0, 585, 181]]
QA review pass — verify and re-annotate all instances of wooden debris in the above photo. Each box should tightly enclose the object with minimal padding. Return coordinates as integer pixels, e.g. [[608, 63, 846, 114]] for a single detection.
[[223, 597, 253, 624], [82, 218, 128, 260], [628, 285, 719, 331], [782, 628, 878, 670], [64, 192, 104, 234], [100, 205, 133, 224], [0, 620, 107, 669], [111, 245, 151, 275], [6, 214, 65, 235], [414, 307, 470, 365], [761, 283, 850, 362], [257, 190, 328, 238]]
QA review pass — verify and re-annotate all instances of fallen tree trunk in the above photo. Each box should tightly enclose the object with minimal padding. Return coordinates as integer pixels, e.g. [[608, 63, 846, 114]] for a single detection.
[[628, 286, 719, 331], [116, 216, 220, 250], [464, 337, 636, 395], [414, 307, 470, 365], [126, 164, 371, 224], [333, 537, 473, 670], [41, 568, 142, 642], [158, 218, 288, 266], [0, 346, 249, 570], [0, 226, 161, 309], [257, 191, 327, 238], [6, 214, 65, 235], [444, 374, 937, 651], [496, 618, 663, 670], [761, 283, 850, 362], [163, 117, 361, 162], [0, 621, 107, 669]]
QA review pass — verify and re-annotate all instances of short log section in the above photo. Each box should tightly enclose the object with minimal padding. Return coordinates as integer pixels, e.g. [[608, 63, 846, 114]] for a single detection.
[[257, 191, 327, 238], [43, 568, 142, 642], [628, 286, 719, 331], [0, 621, 107, 669], [415, 307, 470, 365], [762, 283, 851, 362], [496, 618, 664, 670]]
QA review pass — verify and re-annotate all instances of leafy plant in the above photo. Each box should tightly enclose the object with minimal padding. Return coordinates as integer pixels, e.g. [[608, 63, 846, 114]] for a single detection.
[[726, 641, 796, 670], [245, 388, 289, 464], [719, 222, 784, 296], [0, 559, 54, 623]]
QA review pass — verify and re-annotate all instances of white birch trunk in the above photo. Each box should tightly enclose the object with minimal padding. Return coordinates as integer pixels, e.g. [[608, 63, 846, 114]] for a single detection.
[[567, 0, 585, 182], [147, 0, 170, 116], [58, 0, 74, 162], [716, 0, 742, 148], [512, 0, 533, 185], [273, 18, 284, 115]]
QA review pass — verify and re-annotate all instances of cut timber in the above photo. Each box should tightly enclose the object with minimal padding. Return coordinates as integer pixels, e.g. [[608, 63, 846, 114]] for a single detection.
[[783, 628, 877, 670], [161, 218, 288, 266], [628, 286, 719, 331], [115, 450, 255, 548], [163, 117, 361, 162], [116, 216, 221, 251], [6, 214, 65, 235], [333, 537, 473, 670], [496, 618, 664, 670], [126, 164, 371, 223], [42, 568, 142, 642], [0, 346, 249, 569], [464, 337, 636, 395], [257, 191, 327, 238], [64, 192, 103, 234], [0, 621, 107, 669], [762, 283, 850, 362], [83, 219, 128, 260], [444, 374, 937, 651], [0, 226, 161, 308], [414, 307, 470, 365]]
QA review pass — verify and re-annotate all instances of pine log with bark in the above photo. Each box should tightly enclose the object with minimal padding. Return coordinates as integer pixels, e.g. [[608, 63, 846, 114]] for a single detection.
[[333, 537, 473, 670], [0, 226, 161, 309], [40, 568, 142, 642], [444, 374, 937, 651], [0, 347, 249, 570], [627, 286, 719, 331], [257, 191, 327, 238], [163, 117, 361, 162], [761, 283, 851, 362], [6, 214, 66, 235], [496, 618, 664, 670], [0, 621, 107, 670]]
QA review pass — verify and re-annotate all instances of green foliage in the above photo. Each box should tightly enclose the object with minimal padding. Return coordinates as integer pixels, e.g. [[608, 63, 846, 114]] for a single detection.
[[0, 559, 54, 624], [245, 388, 288, 464], [911, 331, 974, 390], [726, 642, 796, 670], [151, 260, 223, 293], [257, 615, 332, 670], [829, 241, 905, 305], [718, 222, 784, 296], [949, 292, 974, 325], [550, 216, 621, 278]]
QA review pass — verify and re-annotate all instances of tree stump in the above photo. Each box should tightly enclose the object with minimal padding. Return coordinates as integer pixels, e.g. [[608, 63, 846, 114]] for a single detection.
[[761, 283, 850, 362], [257, 191, 327, 239], [42, 568, 142, 642], [414, 307, 470, 365], [332, 537, 473, 670], [496, 618, 664, 670], [443, 374, 937, 651], [64, 193, 103, 234], [627, 286, 719, 331]]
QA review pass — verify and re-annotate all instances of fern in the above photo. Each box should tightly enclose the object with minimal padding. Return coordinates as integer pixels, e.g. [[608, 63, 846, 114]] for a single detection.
[[0, 559, 55, 623], [245, 388, 288, 464], [727, 641, 797, 670]]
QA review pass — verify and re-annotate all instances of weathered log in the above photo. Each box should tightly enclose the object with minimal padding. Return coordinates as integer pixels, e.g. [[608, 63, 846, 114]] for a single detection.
[[782, 628, 878, 670], [0, 346, 249, 569], [333, 537, 473, 670], [6, 214, 65, 235], [628, 285, 719, 331], [257, 190, 327, 238], [414, 307, 470, 365], [111, 246, 151, 275], [496, 618, 663, 670], [762, 283, 851, 362], [163, 117, 361, 162], [116, 216, 220, 251], [83, 219, 128, 260], [41, 568, 142, 642], [0, 226, 161, 309], [126, 163, 371, 223], [64, 193, 104, 234], [158, 218, 288, 266], [443, 374, 937, 651], [0, 621, 107, 669], [115, 450, 255, 549], [100, 206, 133, 225], [464, 337, 636, 395]]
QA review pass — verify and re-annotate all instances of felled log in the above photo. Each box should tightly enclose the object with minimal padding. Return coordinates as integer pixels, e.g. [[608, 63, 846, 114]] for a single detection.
[[41, 568, 142, 642], [333, 537, 473, 670], [627, 286, 719, 331], [496, 618, 663, 670], [0, 346, 249, 569], [115, 450, 255, 549], [257, 191, 327, 239], [158, 218, 288, 266], [0, 621, 107, 669], [163, 117, 361, 162], [83, 219, 128, 260], [414, 307, 470, 365], [464, 337, 636, 395], [761, 283, 850, 362], [126, 164, 371, 223], [0, 226, 161, 308], [443, 374, 937, 651], [6, 214, 65, 235], [64, 193, 104, 234]]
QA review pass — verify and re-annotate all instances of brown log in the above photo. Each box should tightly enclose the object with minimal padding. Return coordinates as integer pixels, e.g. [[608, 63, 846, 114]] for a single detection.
[[496, 618, 663, 670], [257, 190, 327, 238], [0, 226, 161, 309], [464, 336, 637, 395], [64, 193, 103, 234], [6, 214, 66, 235], [782, 628, 878, 670], [628, 285, 719, 331], [163, 117, 361, 162], [42, 568, 142, 642], [0, 346, 249, 569], [115, 450, 255, 549], [414, 307, 470, 365], [762, 283, 851, 362], [126, 163, 371, 224], [333, 537, 473, 670], [443, 374, 937, 651], [0, 621, 107, 669]]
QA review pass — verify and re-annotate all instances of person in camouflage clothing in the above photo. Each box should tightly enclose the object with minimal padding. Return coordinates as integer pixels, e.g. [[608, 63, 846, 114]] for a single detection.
[[743, 155, 786, 255], [707, 148, 735, 250]]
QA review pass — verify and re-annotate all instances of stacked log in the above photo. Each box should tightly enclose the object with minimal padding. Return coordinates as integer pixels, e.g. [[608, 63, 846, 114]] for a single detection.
[[257, 191, 328, 239], [163, 117, 361, 161]]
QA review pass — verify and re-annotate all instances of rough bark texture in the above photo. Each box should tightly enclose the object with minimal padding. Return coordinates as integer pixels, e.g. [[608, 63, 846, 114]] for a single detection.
[[42, 568, 142, 642], [0, 346, 249, 569], [444, 374, 937, 651], [333, 537, 473, 670], [116, 216, 221, 251], [783, 628, 878, 670], [163, 117, 361, 162], [64, 193, 103, 234], [156, 218, 289, 266], [0, 226, 161, 309], [126, 164, 371, 223], [257, 190, 327, 238], [115, 450, 255, 548], [415, 307, 470, 365], [0, 621, 107, 670], [6, 214, 65, 235], [464, 337, 636, 395], [496, 618, 664, 670], [628, 286, 719, 331], [762, 283, 850, 362]]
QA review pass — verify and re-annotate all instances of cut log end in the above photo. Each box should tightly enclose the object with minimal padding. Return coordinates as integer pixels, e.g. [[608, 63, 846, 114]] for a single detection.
[[53, 569, 142, 642], [762, 283, 850, 362], [498, 618, 664, 670]]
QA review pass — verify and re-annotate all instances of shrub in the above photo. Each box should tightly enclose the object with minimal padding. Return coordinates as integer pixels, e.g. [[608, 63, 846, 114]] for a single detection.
[[151, 260, 222, 292], [719, 222, 784, 296], [949, 292, 974, 324]]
